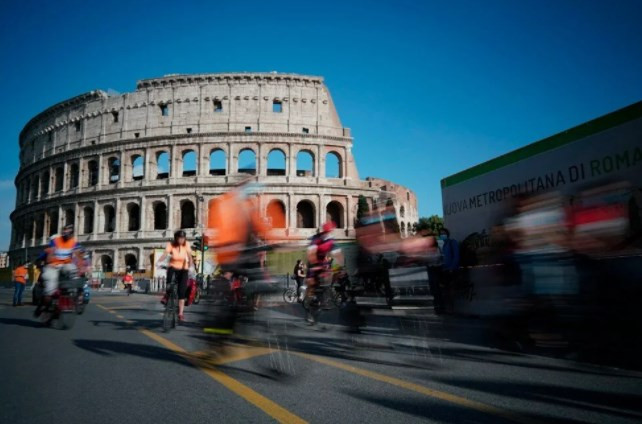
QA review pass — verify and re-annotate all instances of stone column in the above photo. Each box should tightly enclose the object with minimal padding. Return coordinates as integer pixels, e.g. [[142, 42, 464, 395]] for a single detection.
[[289, 146, 297, 178], [139, 196, 146, 233], [92, 200, 99, 240], [144, 148, 152, 182], [167, 195, 174, 230], [227, 143, 234, 175], [115, 198, 121, 236]]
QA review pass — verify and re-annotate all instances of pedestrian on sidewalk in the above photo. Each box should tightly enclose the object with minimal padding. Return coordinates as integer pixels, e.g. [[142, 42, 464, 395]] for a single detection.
[[12, 262, 29, 306]]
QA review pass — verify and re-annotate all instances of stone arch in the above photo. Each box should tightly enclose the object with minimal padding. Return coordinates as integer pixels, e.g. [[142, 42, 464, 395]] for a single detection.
[[156, 151, 170, 179], [83, 206, 94, 234], [153, 201, 168, 230], [100, 254, 113, 272], [87, 159, 99, 187], [266, 200, 286, 228], [124, 253, 138, 271], [326, 201, 344, 228], [48, 209, 59, 236], [126, 203, 140, 231], [296, 150, 315, 177], [180, 200, 195, 229], [182, 150, 197, 177], [296, 200, 315, 228], [103, 205, 115, 233], [325, 151, 342, 178], [64, 208, 74, 227], [41, 170, 50, 196], [209, 148, 226, 175], [31, 175, 39, 200], [238, 148, 256, 175], [131, 154, 144, 181], [54, 166, 64, 192], [108, 156, 120, 183], [69, 163, 80, 188], [401, 221, 406, 236], [400, 205, 405, 218], [267, 149, 286, 176]]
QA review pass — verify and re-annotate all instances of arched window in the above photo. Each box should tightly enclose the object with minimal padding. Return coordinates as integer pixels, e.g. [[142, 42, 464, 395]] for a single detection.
[[156, 152, 170, 179], [209, 149, 226, 175], [296, 150, 315, 177], [88, 160, 99, 186], [296, 200, 315, 228], [400, 206, 405, 218], [83, 207, 94, 234], [31, 175, 39, 200], [64, 209, 74, 227], [49, 210, 58, 236], [132, 155, 144, 181], [326, 201, 344, 228], [100, 255, 113, 272], [267, 149, 286, 176], [325, 152, 342, 178], [153, 202, 168, 230], [69, 163, 80, 188], [266, 200, 286, 228], [180, 200, 195, 229], [401, 222, 406, 236], [407, 192, 410, 201], [124, 253, 138, 272], [35, 215, 44, 240], [182, 150, 196, 177], [238, 149, 256, 175], [54, 167, 64, 192], [103, 205, 115, 233], [41, 171, 50, 196], [127, 203, 140, 231], [108, 157, 120, 183], [386, 199, 394, 207]]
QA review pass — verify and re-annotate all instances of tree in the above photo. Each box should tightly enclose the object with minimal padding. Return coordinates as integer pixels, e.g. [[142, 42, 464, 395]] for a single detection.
[[415, 215, 444, 234], [355, 195, 370, 227]]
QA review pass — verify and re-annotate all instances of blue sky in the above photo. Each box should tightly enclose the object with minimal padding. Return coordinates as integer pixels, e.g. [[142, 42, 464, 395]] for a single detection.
[[1, 0, 641, 250]]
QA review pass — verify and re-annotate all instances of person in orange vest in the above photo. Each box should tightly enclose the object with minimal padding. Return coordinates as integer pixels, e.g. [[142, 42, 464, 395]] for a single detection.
[[12, 262, 29, 306], [35, 225, 85, 316]]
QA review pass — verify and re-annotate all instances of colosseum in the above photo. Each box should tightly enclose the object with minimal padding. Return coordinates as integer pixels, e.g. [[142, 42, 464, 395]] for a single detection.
[[10, 72, 418, 272]]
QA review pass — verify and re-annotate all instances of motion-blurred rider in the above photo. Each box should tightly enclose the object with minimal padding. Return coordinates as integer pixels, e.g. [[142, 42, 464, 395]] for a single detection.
[[35, 225, 85, 317]]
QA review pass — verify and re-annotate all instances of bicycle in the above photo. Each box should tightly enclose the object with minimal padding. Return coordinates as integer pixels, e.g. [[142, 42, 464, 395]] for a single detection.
[[162, 273, 179, 332]]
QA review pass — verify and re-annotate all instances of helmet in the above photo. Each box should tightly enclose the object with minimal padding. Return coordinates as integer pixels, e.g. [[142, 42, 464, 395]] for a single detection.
[[322, 221, 336, 233], [174, 230, 186, 240]]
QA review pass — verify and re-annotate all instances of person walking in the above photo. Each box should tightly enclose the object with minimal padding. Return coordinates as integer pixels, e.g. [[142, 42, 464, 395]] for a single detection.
[[12, 262, 29, 306]]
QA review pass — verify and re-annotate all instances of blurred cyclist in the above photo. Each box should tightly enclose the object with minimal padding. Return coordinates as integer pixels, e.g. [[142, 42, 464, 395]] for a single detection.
[[156, 230, 194, 322], [304, 221, 339, 323], [35, 225, 85, 317]]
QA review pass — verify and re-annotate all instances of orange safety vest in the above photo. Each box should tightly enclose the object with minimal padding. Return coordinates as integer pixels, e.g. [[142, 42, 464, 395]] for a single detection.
[[13, 266, 28, 284], [206, 191, 277, 265], [48, 236, 78, 265]]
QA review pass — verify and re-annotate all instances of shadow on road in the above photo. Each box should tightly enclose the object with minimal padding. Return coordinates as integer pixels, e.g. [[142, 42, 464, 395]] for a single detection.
[[73, 339, 192, 367], [0, 317, 43, 328], [433, 377, 642, 421], [343, 388, 588, 423]]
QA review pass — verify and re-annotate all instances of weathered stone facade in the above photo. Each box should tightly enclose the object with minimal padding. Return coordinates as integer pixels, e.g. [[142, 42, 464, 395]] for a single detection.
[[10, 73, 418, 272]]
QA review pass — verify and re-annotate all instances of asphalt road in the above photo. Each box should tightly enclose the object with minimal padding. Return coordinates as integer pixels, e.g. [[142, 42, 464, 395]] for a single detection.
[[1, 288, 641, 424]]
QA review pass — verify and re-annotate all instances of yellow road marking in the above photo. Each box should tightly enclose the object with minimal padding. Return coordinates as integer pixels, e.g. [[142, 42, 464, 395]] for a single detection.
[[192, 346, 274, 365], [96, 303, 305, 424], [296, 353, 543, 424], [140, 329, 306, 424], [96, 304, 109, 311], [115, 314, 125, 319]]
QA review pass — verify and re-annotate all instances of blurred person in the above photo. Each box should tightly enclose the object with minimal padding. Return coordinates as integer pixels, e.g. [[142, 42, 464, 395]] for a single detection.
[[12, 262, 29, 306], [156, 230, 195, 322], [35, 225, 86, 317], [304, 221, 339, 324], [437, 228, 460, 313], [293, 259, 305, 298]]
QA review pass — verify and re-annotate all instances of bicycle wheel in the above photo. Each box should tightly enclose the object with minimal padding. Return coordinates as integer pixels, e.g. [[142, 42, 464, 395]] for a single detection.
[[193, 288, 201, 305], [163, 295, 176, 332], [283, 288, 297, 304]]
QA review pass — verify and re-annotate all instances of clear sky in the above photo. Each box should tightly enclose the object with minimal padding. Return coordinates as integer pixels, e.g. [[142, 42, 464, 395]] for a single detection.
[[1, 0, 641, 250]]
